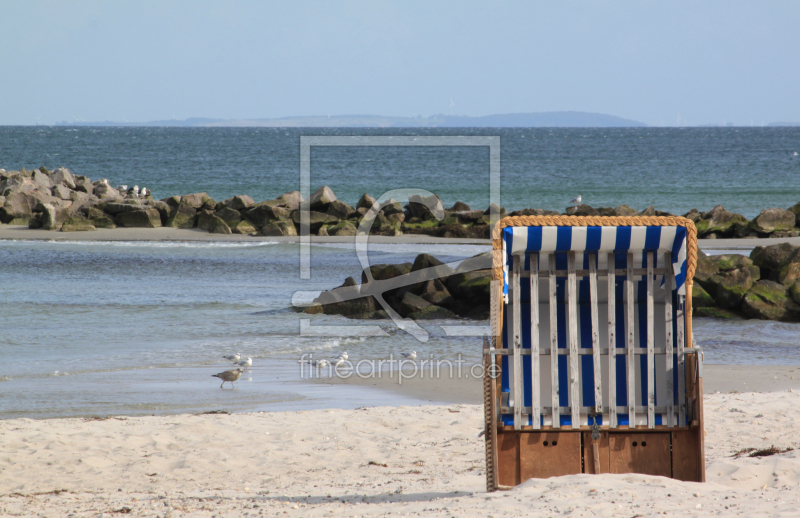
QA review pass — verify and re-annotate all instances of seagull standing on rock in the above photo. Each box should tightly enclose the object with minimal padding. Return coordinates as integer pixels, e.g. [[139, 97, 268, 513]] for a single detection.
[[570, 195, 582, 206], [212, 368, 243, 388]]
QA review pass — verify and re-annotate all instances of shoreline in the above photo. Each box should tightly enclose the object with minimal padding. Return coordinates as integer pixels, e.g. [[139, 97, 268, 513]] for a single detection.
[[3, 224, 800, 249]]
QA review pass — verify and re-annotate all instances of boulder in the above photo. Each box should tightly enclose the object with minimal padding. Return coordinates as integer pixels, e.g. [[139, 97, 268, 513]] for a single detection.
[[306, 186, 337, 211], [691, 283, 715, 308], [32, 169, 53, 190], [484, 203, 506, 216], [115, 208, 162, 228], [330, 220, 358, 236], [201, 198, 217, 211], [327, 200, 356, 220], [682, 209, 703, 222], [399, 292, 431, 317], [638, 206, 656, 216], [163, 195, 182, 207], [215, 207, 243, 227], [410, 254, 455, 282], [312, 280, 377, 318], [231, 220, 258, 236], [447, 201, 471, 212], [260, 220, 297, 236], [741, 280, 800, 322], [61, 214, 96, 232], [40, 203, 60, 230], [73, 176, 93, 194], [51, 168, 76, 189], [697, 264, 759, 309], [242, 203, 291, 228], [708, 254, 753, 272], [166, 204, 197, 228], [361, 263, 412, 284], [277, 191, 302, 210], [356, 193, 377, 210], [447, 270, 492, 304], [777, 249, 800, 287], [180, 192, 211, 209], [317, 225, 329, 236], [612, 205, 638, 217], [196, 211, 231, 234], [407, 304, 457, 320], [789, 201, 800, 226], [566, 204, 600, 216], [693, 250, 718, 282], [380, 199, 404, 216], [0, 192, 32, 223], [419, 279, 454, 307], [452, 210, 485, 223], [148, 200, 171, 223], [50, 184, 72, 200], [406, 194, 444, 220], [748, 208, 796, 234], [290, 210, 338, 231], [750, 243, 799, 280], [226, 195, 255, 211], [0, 176, 38, 196], [92, 181, 120, 199], [693, 307, 740, 319], [82, 207, 116, 229], [101, 202, 145, 215], [27, 213, 42, 229], [790, 283, 800, 306], [702, 206, 748, 237]]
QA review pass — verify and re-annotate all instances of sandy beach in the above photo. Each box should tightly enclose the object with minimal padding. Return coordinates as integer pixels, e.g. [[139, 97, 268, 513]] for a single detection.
[[1, 367, 799, 517]]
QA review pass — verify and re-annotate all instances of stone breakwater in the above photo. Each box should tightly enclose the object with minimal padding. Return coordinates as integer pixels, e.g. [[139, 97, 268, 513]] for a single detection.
[[307, 243, 800, 323], [3, 165, 800, 238]]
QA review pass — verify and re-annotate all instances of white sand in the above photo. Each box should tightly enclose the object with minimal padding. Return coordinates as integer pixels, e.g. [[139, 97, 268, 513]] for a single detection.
[[2, 391, 800, 517]]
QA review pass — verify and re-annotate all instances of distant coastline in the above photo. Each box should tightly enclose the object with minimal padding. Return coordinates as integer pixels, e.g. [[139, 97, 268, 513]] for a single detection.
[[54, 111, 647, 128]]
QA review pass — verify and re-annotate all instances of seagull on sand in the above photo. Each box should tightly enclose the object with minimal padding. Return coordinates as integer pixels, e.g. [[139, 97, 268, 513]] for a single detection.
[[332, 351, 348, 361], [235, 357, 252, 371], [212, 368, 243, 388], [311, 359, 330, 368], [400, 351, 417, 360], [222, 353, 241, 362], [569, 195, 582, 206]]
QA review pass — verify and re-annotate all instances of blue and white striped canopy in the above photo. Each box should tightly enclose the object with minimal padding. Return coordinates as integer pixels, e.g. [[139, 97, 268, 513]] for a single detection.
[[502, 225, 688, 300]]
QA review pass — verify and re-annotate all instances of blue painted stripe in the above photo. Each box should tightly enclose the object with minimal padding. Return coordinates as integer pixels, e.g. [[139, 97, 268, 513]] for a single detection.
[[556, 226, 572, 252], [585, 226, 602, 251], [645, 226, 662, 251]]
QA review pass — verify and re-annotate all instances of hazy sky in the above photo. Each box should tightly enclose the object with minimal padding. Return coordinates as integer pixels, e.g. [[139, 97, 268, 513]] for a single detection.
[[2, 1, 799, 126]]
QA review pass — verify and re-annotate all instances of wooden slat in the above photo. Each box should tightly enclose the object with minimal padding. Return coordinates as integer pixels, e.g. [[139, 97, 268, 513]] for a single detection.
[[646, 252, 655, 429], [607, 252, 617, 428], [520, 268, 666, 278], [486, 347, 670, 356], [589, 253, 602, 414], [664, 252, 674, 428], [529, 253, 541, 430], [512, 255, 523, 430], [677, 294, 686, 427], [567, 252, 580, 429], [548, 254, 560, 429], [626, 253, 636, 428]]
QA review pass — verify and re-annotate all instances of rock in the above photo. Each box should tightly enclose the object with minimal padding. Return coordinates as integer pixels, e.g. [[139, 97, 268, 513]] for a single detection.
[[101, 202, 144, 215], [180, 192, 211, 209], [789, 201, 800, 226], [226, 195, 255, 211], [708, 254, 754, 272], [399, 292, 431, 317], [317, 225, 329, 236], [40, 203, 60, 230], [82, 207, 116, 229], [0, 175, 38, 196], [148, 200, 171, 223], [165, 204, 197, 228], [565, 204, 600, 216], [327, 200, 356, 220], [290, 210, 338, 231], [702, 207, 748, 237], [406, 194, 444, 220], [260, 220, 297, 236], [242, 203, 291, 228], [748, 208, 796, 234], [231, 220, 258, 236], [693, 307, 740, 319], [410, 253, 455, 283], [381, 200, 404, 216], [306, 186, 337, 211], [750, 243, 798, 280], [361, 263, 413, 284], [312, 280, 378, 318], [483, 203, 506, 216], [407, 304, 457, 320], [92, 181, 120, 199], [419, 279, 454, 307], [27, 213, 42, 229], [692, 283, 715, 308], [693, 251, 718, 282], [683, 209, 703, 222], [451, 210, 485, 223], [201, 198, 217, 211], [51, 168, 76, 189], [638, 206, 656, 216], [61, 214, 96, 232], [447, 270, 492, 304], [163, 195, 182, 207], [49, 184, 71, 201], [612, 205, 638, 217], [790, 283, 800, 306], [447, 201, 471, 212], [356, 193, 377, 210], [215, 207, 243, 227], [32, 169, 53, 190], [698, 264, 759, 309], [741, 280, 800, 322], [0, 192, 32, 223], [196, 211, 231, 234], [277, 191, 302, 210], [73, 176, 93, 194], [330, 220, 358, 236], [115, 208, 162, 228]]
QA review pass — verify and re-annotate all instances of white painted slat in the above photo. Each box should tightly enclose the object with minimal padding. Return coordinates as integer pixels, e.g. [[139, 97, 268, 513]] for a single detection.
[[512, 255, 523, 430], [589, 253, 602, 414], [529, 253, 541, 430], [626, 252, 636, 428], [646, 251, 655, 429], [607, 252, 617, 428], [677, 294, 686, 427], [567, 252, 580, 429], [549, 253, 560, 429], [664, 252, 675, 428]]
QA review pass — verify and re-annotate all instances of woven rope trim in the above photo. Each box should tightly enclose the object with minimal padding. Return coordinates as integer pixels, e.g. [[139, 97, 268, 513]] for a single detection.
[[490, 215, 697, 285]]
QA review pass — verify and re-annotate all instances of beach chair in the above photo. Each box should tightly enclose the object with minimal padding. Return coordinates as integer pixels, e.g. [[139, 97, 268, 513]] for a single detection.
[[483, 215, 705, 490]]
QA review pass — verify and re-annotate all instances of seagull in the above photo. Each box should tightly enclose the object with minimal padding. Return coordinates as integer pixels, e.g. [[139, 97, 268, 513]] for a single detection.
[[312, 359, 330, 368], [116, 185, 128, 192], [332, 351, 348, 361], [234, 357, 252, 371], [140, 187, 148, 197], [222, 353, 241, 362], [569, 195, 582, 206], [212, 368, 243, 388], [330, 357, 345, 368], [400, 351, 417, 360], [128, 185, 139, 197]]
